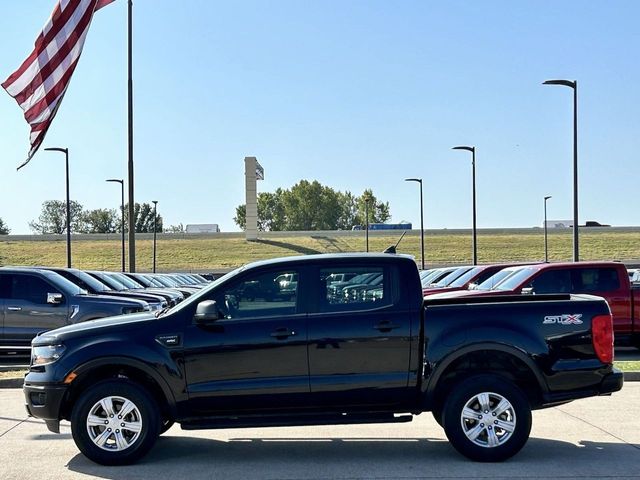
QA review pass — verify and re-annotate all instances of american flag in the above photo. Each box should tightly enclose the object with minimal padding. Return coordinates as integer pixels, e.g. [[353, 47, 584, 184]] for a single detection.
[[2, 0, 114, 169]]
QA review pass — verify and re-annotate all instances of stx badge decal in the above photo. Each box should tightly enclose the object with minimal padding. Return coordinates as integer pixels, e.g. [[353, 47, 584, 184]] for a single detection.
[[543, 314, 583, 325]]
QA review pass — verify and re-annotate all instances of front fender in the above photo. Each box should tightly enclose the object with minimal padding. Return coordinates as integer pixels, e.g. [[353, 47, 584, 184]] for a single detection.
[[60, 341, 184, 414]]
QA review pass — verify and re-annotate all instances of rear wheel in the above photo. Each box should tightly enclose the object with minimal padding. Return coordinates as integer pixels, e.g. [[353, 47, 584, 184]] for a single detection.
[[431, 403, 444, 427], [71, 379, 160, 465], [442, 375, 532, 462]]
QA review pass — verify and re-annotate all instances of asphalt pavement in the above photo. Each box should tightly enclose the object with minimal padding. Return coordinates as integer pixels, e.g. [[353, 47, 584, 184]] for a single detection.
[[1, 384, 639, 480]]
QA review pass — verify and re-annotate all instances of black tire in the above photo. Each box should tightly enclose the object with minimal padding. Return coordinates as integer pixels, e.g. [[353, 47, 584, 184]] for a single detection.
[[70, 379, 160, 465], [442, 374, 532, 462], [431, 405, 444, 427]]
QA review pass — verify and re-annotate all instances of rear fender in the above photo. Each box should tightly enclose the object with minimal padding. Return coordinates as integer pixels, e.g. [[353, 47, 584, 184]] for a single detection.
[[423, 340, 549, 407]]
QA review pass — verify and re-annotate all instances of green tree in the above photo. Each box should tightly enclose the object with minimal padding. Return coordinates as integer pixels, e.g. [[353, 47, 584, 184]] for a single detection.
[[0, 217, 9, 235], [234, 189, 287, 231], [234, 204, 247, 230], [234, 181, 392, 231], [282, 180, 342, 230], [356, 189, 391, 226], [80, 208, 118, 233], [123, 203, 163, 233], [29, 200, 85, 234]]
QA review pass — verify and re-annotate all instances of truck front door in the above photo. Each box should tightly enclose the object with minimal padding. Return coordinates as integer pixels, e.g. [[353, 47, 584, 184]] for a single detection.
[[183, 267, 309, 415]]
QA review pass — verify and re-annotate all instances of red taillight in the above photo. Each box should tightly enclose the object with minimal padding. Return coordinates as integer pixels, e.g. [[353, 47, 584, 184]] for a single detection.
[[592, 314, 614, 364]]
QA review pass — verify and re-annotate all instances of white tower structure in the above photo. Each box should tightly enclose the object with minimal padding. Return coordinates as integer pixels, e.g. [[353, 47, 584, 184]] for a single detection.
[[244, 156, 264, 240]]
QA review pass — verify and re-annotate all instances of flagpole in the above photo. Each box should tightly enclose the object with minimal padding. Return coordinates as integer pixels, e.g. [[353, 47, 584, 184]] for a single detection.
[[127, 0, 136, 272]]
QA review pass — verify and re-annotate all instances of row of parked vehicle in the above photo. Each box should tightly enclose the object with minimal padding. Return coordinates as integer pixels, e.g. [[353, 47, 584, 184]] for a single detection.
[[419, 261, 640, 347], [0, 266, 210, 359]]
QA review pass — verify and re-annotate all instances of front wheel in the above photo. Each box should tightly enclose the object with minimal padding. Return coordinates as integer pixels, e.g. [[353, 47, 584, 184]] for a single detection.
[[442, 375, 532, 462], [70, 379, 160, 465]]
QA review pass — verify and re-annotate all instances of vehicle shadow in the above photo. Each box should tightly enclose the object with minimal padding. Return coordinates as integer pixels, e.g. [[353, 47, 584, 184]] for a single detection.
[[310, 236, 348, 253], [65, 436, 640, 480], [254, 239, 322, 255]]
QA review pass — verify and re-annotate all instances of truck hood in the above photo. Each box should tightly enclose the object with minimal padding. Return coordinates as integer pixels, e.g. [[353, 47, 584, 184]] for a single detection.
[[77, 293, 148, 307], [32, 312, 156, 345]]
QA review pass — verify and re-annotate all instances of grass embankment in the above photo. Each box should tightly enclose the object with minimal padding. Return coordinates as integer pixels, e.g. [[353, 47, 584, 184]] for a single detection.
[[1, 229, 640, 271]]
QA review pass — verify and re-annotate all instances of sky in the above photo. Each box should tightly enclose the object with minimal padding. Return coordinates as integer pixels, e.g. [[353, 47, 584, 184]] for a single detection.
[[0, 0, 639, 234]]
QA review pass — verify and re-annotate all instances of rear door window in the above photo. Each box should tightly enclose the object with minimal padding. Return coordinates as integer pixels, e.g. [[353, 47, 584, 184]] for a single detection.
[[319, 266, 392, 312], [572, 268, 620, 292]]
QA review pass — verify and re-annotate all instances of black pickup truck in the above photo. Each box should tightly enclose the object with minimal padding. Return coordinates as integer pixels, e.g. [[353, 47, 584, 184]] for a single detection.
[[23, 253, 622, 465]]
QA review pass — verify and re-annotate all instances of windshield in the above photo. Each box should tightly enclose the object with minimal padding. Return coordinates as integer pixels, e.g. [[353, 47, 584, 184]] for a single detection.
[[142, 275, 166, 288], [69, 270, 112, 292], [475, 268, 520, 291], [129, 274, 152, 287], [434, 267, 473, 287], [90, 271, 126, 291], [154, 276, 178, 287], [493, 267, 537, 291], [448, 266, 483, 288], [107, 272, 140, 289], [419, 269, 436, 280], [421, 269, 444, 286]]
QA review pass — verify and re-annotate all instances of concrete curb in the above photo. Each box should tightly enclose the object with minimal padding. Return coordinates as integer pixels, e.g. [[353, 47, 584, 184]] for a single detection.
[[1, 371, 639, 390], [0, 377, 24, 389]]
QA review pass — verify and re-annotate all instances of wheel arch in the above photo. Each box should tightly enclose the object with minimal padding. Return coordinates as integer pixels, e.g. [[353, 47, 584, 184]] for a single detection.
[[60, 357, 177, 421], [424, 343, 549, 411]]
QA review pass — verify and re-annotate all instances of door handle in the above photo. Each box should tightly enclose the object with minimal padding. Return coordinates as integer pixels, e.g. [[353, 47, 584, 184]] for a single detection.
[[270, 327, 296, 339], [7, 306, 22, 311], [374, 320, 400, 332]]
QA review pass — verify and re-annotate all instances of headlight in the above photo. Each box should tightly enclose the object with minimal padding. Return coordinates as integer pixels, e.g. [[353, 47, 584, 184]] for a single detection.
[[146, 303, 162, 312], [31, 344, 66, 366]]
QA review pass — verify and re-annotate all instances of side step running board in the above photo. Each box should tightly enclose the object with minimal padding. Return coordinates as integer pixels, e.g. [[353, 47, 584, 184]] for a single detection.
[[180, 412, 413, 430]]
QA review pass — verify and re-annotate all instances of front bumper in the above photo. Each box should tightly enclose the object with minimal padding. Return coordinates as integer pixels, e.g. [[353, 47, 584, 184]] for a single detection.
[[24, 382, 69, 432]]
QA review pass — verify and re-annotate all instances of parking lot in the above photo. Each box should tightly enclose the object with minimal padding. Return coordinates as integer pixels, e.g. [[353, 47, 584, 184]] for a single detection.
[[0, 384, 638, 480]]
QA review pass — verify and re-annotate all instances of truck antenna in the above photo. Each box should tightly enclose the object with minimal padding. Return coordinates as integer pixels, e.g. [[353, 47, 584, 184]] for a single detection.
[[383, 230, 407, 254]]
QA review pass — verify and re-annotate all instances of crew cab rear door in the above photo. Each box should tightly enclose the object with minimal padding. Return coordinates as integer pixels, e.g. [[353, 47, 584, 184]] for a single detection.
[[306, 263, 413, 408]]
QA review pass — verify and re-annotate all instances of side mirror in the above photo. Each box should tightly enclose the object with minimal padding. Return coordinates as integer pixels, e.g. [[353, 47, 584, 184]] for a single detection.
[[47, 293, 64, 305], [521, 287, 534, 295], [194, 300, 221, 324], [468, 283, 478, 290]]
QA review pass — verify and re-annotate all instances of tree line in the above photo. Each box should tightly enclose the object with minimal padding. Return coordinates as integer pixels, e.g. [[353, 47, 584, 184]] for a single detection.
[[27, 200, 164, 234], [234, 180, 391, 231], [2, 180, 392, 235]]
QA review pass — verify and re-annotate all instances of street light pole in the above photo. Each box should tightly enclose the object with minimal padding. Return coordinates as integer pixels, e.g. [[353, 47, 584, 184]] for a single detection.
[[127, 0, 136, 272], [365, 198, 369, 253], [544, 195, 552, 262], [543, 79, 578, 262], [106, 179, 125, 272], [405, 178, 424, 269], [152, 200, 158, 273], [452, 146, 477, 265], [44, 147, 71, 268]]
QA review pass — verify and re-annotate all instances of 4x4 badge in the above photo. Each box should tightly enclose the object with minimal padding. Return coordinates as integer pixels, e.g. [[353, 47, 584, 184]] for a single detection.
[[543, 314, 583, 325]]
